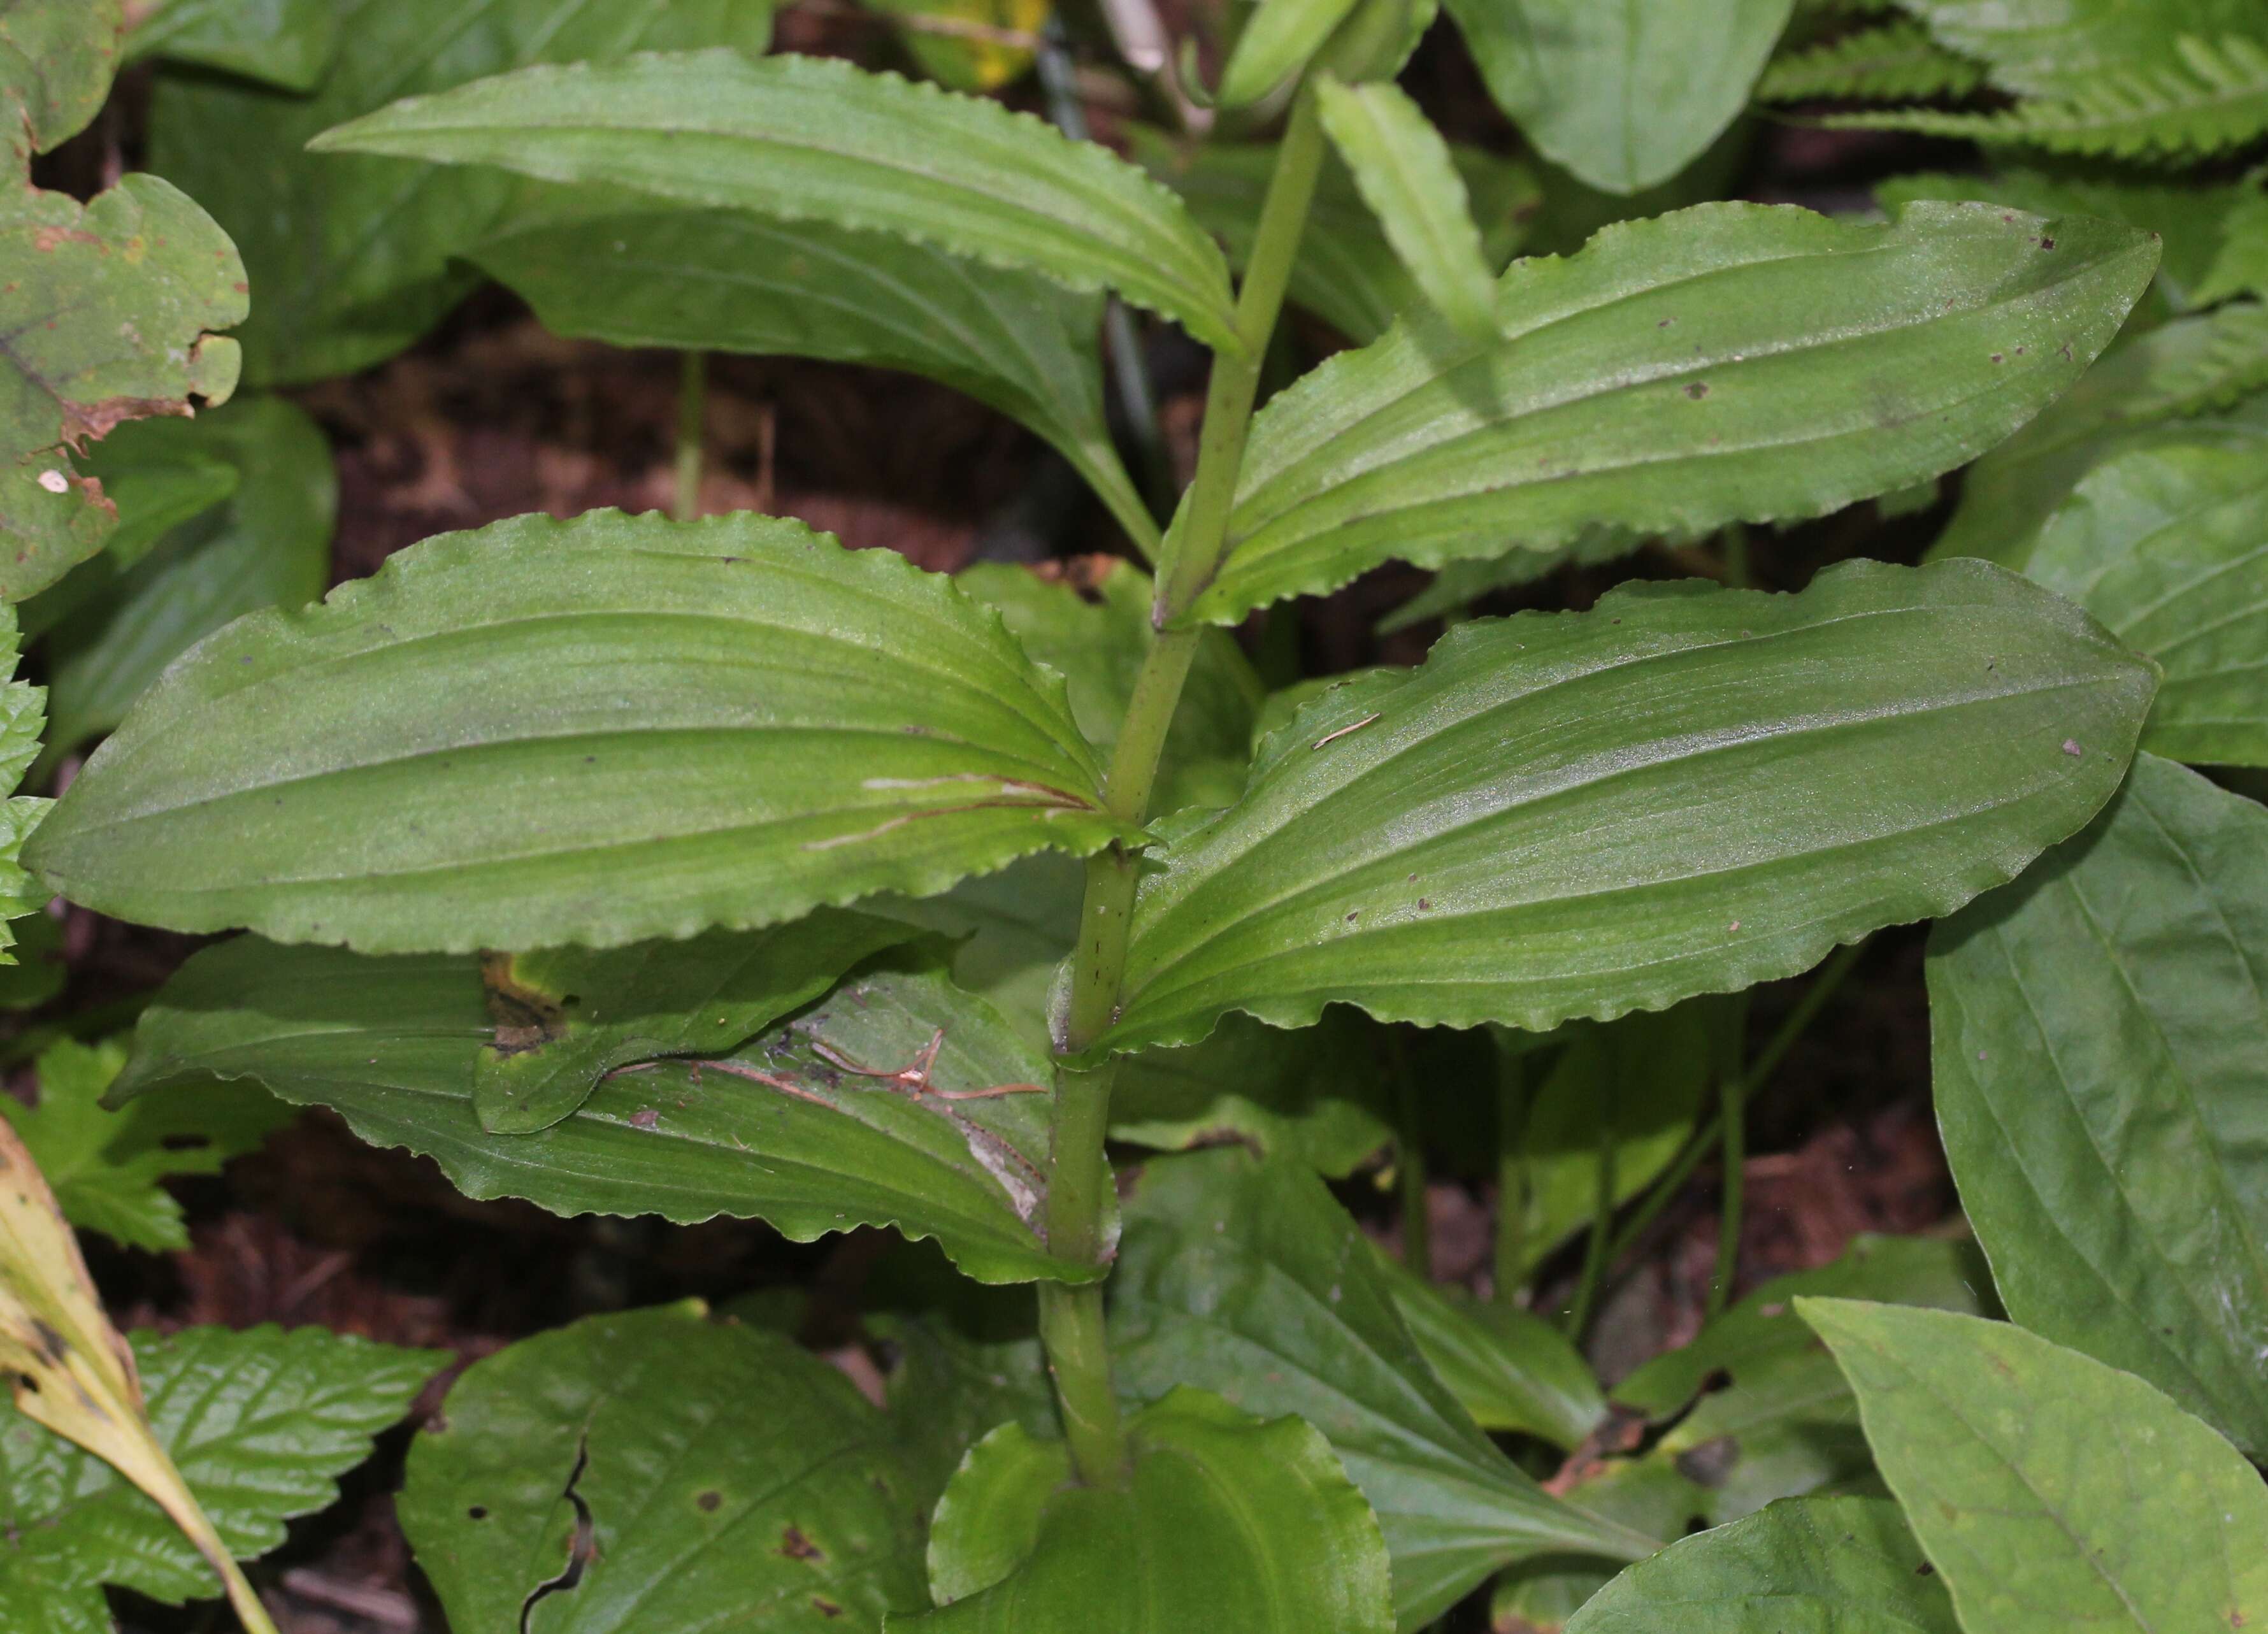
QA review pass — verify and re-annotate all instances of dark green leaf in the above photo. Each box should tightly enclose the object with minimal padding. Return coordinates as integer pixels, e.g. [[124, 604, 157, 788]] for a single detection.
[[111, 938, 1098, 1285], [1442, 0, 1794, 193], [28, 510, 1124, 953], [310, 51, 1242, 357], [865, 852, 1085, 1053], [1928, 753, 2268, 1454], [1181, 201, 2156, 624], [400, 1303, 927, 1634], [1100, 560, 2155, 1057], [2027, 445, 2268, 766], [0, 1323, 439, 1628], [1489, 1459, 1706, 1634], [1804, 1299, 2268, 1633], [124, 0, 339, 91], [1375, 527, 1640, 636], [1370, 1250, 1605, 1448], [1110, 1149, 1654, 1630], [72, 415, 239, 572]]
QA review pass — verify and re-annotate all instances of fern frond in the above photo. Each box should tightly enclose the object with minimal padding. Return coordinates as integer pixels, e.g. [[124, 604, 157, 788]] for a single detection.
[[1759, 20, 1986, 102], [2120, 299, 2268, 421], [1830, 33, 2268, 161]]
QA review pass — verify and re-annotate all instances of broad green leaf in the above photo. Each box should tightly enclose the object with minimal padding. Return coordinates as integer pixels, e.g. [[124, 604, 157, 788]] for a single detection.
[[1316, 77, 1498, 340], [144, 0, 774, 383], [124, 0, 339, 91], [1109, 1009, 1391, 1177], [1099, 560, 2155, 1057], [310, 51, 1243, 357], [46, 395, 333, 768], [0, 0, 120, 167], [0, 175, 247, 601], [1804, 1300, 2268, 1633], [866, 852, 1085, 1053], [1490, 1459, 1707, 1633], [2027, 445, 2268, 766], [1443, 0, 1794, 193], [907, 1389, 1395, 1631], [400, 1303, 926, 1633], [1370, 1250, 1605, 1448], [1181, 201, 2157, 624], [0, 1038, 288, 1252], [474, 213, 1156, 555], [1110, 1149, 1654, 1630], [1376, 527, 1640, 635], [0, 1320, 439, 1630], [110, 938, 1098, 1286], [1928, 754, 2268, 1456], [27, 510, 1124, 953], [1131, 126, 1538, 345], [1217, 0, 1361, 107], [1562, 1496, 1956, 1634], [1756, 19, 1985, 103], [472, 911, 919, 1135], [71, 420, 238, 573]]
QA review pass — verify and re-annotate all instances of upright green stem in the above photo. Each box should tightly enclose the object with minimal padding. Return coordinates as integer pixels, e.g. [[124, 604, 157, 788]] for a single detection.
[[1037, 87, 1329, 1490], [1564, 1087, 1617, 1341], [673, 350, 707, 523], [1492, 1042, 1527, 1303], [1708, 997, 1751, 1319]]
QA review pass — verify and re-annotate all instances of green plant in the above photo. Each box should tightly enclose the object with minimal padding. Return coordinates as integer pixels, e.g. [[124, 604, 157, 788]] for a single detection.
[[3, 0, 2266, 1629]]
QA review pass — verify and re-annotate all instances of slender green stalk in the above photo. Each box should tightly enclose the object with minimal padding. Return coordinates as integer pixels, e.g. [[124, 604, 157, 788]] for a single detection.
[[1492, 1042, 1527, 1303], [1389, 1030, 1430, 1277], [1708, 996, 1751, 1319], [1037, 87, 1329, 1490], [673, 350, 707, 523], [1563, 1089, 1617, 1340]]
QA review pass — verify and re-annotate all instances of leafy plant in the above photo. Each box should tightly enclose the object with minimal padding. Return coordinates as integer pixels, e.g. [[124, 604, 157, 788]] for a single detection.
[[4, 0, 2267, 1630]]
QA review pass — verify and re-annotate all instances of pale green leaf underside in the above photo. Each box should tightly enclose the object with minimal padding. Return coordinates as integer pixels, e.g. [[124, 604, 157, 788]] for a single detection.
[[400, 1305, 928, 1634], [1805, 1300, 2268, 1634], [310, 50, 1242, 356], [1100, 559, 2155, 1059], [1928, 754, 2268, 1456], [1181, 200, 2157, 626], [2028, 444, 2268, 766], [907, 1390, 1394, 1632], [27, 509, 1125, 954], [110, 936, 1097, 1286]]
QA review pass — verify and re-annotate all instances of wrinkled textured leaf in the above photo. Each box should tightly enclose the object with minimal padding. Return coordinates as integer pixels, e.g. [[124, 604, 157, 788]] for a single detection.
[[1444, 0, 1794, 193], [475, 213, 1155, 554], [1100, 560, 2155, 1057], [311, 50, 1241, 356], [1110, 1149, 1653, 1630], [47, 394, 333, 766], [0, 1038, 287, 1252], [124, 0, 338, 90], [145, 0, 773, 383], [0, 1318, 436, 1629], [400, 1303, 926, 1634], [1183, 201, 2156, 624], [1805, 1300, 2268, 1634], [0, 175, 247, 601], [1563, 1496, 1956, 1634], [908, 1389, 1394, 1631], [111, 938, 1096, 1286], [29, 510, 1124, 953], [0, 0, 120, 166], [1372, 1251, 1604, 1448], [1928, 754, 2268, 1455], [2027, 445, 2268, 766]]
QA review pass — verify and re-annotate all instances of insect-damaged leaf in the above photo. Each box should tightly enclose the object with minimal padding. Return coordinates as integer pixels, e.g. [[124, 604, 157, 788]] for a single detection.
[[309, 50, 1244, 358], [1094, 560, 2154, 1059], [905, 1389, 1395, 1633], [1804, 1300, 2268, 1634], [110, 936, 1098, 1286], [1928, 754, 2268, 1456], [27, 510, 1126, 954], [1173, 200, 2157, 626], [399, 1303, 928, 1634]]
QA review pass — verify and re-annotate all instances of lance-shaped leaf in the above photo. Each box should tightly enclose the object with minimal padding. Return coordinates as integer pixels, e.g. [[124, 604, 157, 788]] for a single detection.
[[399, 1303, 928, 1634], [474, 212, 1158, 555], [1217, 0, 1362, 107], [0, 174, 247, 601], [1110, 1149, 1655, 1630], [1176, 200, 2157, 626], [110, 938, 1097, 1286], [1442, 0, 1795, 194], [1, 1322, 440, 1633], [310, 50, 1243, 357], [907, 1389, 1395, 1632], [1316, 78, 1498, 339], [1804, 1300, 2268, 1634], [26, 510, 1125, 954], [1098, 560, 2155, 1057], [0, 0, 121, 168], [1928, 754, 2268, 1456], [1370, 1249, 1605, 1449], [1562, 1496, 1958, 1634], [2027, 444, 2268, 766]]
